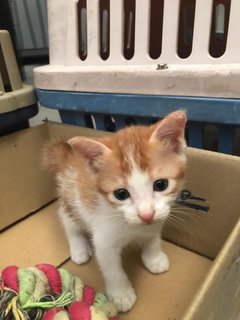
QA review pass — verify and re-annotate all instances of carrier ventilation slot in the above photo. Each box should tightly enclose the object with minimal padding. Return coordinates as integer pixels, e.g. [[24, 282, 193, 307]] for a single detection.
[[177, 0, 196, 59], [76, 0, 234, 62], [78, 0, 88, 60], [209, 0, 231, 58], [123, 0, 136, 60], [149, 0, 164, 59], [99, 0, 110, 60]]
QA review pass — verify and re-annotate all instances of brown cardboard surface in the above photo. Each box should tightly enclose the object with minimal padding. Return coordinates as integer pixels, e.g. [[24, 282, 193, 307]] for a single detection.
[[183, 218, 240, 320], [1, 123, 240, 319], [46, 121, 111, 140], [164, 147, 240, 259], [63, 244, 211, 320], [0, 201, 211, 320], [0, 201, 69, 268], [0, 125, 54, 230], [0, 123, 110, 230], [2, 122, 240, 258]]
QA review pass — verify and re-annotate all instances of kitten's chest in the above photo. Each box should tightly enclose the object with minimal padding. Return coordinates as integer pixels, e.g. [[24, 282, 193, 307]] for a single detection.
[[74, 195, 162, 243], [92, 214, 162, 246]]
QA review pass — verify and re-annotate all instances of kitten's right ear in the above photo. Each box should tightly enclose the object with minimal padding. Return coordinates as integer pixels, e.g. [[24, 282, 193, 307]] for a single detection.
[[68, 137, 111, 171], [150, 110, 187, 153]]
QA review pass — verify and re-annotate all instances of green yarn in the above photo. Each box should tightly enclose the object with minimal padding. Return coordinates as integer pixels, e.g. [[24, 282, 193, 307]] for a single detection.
[[28, 267, 50, 302], [94, 292, 109, 308], [29, 267, 50, 293], [21, 291, 73, 310], [58, 268, 74, 293], [1, 265, 119, 319], [71, 276, 84, 301], [93, 292, 118, 317], [18, 268, 36, 305]]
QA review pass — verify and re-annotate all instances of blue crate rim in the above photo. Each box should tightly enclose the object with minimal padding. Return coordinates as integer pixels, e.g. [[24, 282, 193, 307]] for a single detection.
[[36, 89, 240, 125]]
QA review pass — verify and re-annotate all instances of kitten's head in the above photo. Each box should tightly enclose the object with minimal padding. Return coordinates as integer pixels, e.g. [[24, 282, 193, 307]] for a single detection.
[[69, 111, 187, 225]]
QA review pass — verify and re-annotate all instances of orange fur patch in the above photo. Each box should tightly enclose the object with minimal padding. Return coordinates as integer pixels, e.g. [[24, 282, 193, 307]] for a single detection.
[[44, 115, 187, 214], [42, 140, 73, 173], [92, 125, 186, 205]]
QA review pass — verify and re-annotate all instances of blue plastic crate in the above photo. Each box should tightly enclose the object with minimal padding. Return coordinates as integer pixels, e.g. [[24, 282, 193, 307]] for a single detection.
[[36, 89, 240, 156]]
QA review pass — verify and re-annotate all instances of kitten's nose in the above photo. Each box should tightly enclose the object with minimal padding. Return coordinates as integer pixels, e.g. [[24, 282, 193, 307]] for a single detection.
[[138, 212, 154, 224]]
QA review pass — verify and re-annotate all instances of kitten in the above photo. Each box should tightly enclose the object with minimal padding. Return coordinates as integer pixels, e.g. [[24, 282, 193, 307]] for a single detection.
[[43, 110, 187, 312]]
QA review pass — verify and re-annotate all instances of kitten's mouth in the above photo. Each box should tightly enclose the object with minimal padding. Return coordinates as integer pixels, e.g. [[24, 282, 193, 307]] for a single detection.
[[139, 215, 167, 226], [141, 219, 154, 225]]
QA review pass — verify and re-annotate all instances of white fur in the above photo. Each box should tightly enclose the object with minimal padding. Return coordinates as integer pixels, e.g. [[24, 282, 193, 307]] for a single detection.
[[116, 162, 176, 225], [59, 208, 92, 264], [58, 161, 175, 312], [141, 235, 169, 274]]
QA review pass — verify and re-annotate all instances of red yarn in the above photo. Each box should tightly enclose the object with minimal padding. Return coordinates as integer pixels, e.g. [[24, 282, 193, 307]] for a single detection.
[[36, 264, 62, 294], [69, 301, 91, 320], [1, 265, 19, 292], [82, 286, 95, 306], [42, 307, 64, 320]]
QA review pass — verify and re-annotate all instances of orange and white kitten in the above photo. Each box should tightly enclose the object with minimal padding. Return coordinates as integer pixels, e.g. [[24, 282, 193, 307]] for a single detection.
[[44, 111, 187, 312]]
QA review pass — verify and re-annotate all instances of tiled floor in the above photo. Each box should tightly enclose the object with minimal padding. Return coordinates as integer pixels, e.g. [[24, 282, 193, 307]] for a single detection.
[[29, 105, 61, 127]]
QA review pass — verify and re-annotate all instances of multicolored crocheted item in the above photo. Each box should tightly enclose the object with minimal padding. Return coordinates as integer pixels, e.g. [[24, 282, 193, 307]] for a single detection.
[[0, 264, 118, 320]]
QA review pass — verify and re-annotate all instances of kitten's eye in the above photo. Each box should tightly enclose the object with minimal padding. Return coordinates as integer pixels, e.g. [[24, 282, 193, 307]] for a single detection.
[[153, 179, 169, 192], [113, 189, 130, 201]]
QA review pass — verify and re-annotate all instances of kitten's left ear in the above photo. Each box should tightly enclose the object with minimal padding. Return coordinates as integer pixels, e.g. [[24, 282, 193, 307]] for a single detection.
[[68, 137, 111, 171], [150, 110, 187, 153]]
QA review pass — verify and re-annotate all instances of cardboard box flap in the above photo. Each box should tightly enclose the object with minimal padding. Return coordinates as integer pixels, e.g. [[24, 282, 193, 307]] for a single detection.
[[0, 125, 55, 230], [164, 148, 240, 259], [183, 218, 240, 320]]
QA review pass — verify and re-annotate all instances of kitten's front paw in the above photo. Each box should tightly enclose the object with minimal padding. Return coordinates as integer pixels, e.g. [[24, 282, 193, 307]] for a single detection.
[[142, 251, 169, 274], [107, 285, 137, 312], [70, 243, 92, 265]]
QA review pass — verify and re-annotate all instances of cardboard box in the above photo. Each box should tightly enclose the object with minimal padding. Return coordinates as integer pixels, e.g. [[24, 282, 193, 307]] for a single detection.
[[1, 122, 240, 320]]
